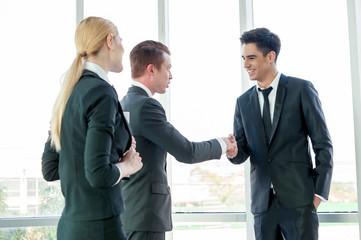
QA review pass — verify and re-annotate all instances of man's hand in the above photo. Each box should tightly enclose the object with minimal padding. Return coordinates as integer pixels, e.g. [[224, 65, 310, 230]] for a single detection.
[[313, 195, 322, 209], [223, 134, 238, 158]]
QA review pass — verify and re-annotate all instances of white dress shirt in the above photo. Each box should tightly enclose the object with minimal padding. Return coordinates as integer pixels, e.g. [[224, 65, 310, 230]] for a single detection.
[[256, 72, 281, 123], [84, 62, 110, 84]]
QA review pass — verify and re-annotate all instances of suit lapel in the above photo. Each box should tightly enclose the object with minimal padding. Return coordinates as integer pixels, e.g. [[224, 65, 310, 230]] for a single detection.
[[269, 74, 288, 144], [106, 85, 133, 150], [118, 102, 132, 133], [81, 70, 133, 151], [117, 100, 133, 151]]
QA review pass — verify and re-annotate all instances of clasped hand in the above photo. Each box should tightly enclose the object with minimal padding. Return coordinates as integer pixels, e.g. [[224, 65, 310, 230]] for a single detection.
[[223, 134, 238, 158], [117, 137, 143, 177]]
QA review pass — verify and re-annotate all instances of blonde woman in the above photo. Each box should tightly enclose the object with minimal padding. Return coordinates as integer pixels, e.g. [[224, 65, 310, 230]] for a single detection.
[[41, 16, 142, 240]]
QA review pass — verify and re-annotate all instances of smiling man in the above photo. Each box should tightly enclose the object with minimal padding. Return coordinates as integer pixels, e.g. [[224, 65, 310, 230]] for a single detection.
[[228, 28, 333, 240], [120, 40, 237, 240]]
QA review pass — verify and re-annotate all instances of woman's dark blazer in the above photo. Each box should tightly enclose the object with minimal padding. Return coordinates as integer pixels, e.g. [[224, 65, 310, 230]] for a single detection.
[[42, 70, 132, 221]]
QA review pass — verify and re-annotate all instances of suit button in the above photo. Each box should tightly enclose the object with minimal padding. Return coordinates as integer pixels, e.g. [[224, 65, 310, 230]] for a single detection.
[[268, 158, 272, 162]]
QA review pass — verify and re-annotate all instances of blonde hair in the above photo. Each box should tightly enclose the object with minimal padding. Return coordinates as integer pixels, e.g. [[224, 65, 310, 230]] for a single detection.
[[50, 16, 118, 151]]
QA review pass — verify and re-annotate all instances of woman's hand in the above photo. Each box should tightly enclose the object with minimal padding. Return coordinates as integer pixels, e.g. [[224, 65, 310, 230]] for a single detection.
[[117, 137, 143, 177]]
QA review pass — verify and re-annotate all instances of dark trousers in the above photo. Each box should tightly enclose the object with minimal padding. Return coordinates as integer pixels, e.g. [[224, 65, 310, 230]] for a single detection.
[[57, 214, 127, 240], [126, 231, 165, 240], [254, 190, 319, 240]]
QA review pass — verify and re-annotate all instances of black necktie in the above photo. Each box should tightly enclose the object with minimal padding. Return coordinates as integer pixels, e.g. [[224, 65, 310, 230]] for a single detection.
[[259, 87, 273, 142]]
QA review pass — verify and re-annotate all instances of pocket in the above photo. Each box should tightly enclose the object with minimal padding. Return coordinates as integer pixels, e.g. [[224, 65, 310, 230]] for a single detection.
[[151, 183, 170, 195], [288, 161, 312, 168], [311, 203, 317, 213], [288, 161, 314, 177]]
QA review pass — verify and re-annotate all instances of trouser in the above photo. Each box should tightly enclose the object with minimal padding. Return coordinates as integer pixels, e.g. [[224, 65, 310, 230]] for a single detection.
[[254, 190, 319, 240], [57, 214, 127, 240], [126, 230, 165, 240]]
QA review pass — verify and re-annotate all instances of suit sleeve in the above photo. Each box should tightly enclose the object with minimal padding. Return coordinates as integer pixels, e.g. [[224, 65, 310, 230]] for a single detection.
[[140, 98, 222, 163], [41, 136, 60, 181], [302, 81, 333, 200], [229, 98, 250, 164], [83, 85, 121, 187]]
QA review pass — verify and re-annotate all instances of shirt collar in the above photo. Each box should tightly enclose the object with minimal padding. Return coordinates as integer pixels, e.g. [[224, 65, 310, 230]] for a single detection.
[[132, 81, 153, 97], [84, 62, 109, 84], [257, 72, 281, 91]]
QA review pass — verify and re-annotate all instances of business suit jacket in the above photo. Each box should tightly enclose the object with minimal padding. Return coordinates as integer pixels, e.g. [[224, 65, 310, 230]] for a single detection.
[[42, 70, 132, 221], [120, 86, 222, 232], [230, 74, 333, 214]]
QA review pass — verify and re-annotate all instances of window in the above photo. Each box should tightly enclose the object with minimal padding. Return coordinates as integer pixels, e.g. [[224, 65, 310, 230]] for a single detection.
[[169, 0, 245, 237], [84, 0, 158, 97], [0, 0, 75, 237], [0, 0, 74, 217]]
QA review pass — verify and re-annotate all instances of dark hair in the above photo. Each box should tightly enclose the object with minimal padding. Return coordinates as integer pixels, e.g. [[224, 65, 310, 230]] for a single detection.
[[240, 28, 281, 62], [130, 40, 171, 79]]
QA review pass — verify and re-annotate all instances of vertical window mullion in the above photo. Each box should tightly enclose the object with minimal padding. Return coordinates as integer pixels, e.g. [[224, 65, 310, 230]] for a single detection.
[[347, 0, 361, 234]]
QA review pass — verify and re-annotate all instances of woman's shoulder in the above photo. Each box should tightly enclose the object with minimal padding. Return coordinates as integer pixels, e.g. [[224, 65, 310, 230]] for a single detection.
[[76, 73, 115, 96]]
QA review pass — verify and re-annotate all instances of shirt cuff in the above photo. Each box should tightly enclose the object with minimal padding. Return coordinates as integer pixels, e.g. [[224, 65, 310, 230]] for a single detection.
[[113, 165, 123, 186], [217, 138, 227, 155], [315, 194, 326, 202]]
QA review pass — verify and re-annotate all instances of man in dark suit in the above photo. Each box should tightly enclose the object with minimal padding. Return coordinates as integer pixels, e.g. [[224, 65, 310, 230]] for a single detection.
[[120, 40, 237, 240], [229, 28, 333, 239]]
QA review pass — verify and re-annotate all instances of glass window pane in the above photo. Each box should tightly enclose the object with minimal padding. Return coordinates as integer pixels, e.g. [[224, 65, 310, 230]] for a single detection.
[[172, 222, 245, 240], [84, 0, 158, 98], [319, 223, 359, 239], [253, 0, 357, 213], [169, 0, 245, 212], [0, 0, 158, 219], [0, 0, 74, 217], [0, 226, 57, 240]]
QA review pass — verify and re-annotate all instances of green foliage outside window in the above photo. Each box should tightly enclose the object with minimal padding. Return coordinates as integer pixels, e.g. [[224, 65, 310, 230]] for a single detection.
[[39, 183, 64, 215], [0, 182, 63, 239]]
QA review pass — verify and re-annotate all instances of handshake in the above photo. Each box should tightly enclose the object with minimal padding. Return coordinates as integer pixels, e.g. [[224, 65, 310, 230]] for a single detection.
[[223, 134, 238, 159]]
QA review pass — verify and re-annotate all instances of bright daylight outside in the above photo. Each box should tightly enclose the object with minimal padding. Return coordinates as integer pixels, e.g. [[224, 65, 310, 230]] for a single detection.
[[0, 0, 359, 239]]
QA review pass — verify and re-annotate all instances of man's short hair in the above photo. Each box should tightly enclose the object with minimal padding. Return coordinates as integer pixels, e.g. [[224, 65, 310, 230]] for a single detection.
[[240, 28, 281, 62], [130, 40, 171, 79]]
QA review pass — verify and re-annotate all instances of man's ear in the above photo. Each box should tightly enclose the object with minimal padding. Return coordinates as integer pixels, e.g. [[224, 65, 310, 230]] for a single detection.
[[267, 51, 276, 63], [146, 64, 155, 76]]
